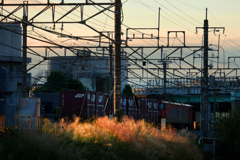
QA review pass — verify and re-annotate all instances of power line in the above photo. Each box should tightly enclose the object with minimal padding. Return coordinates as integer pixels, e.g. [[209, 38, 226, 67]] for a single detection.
[[164, 0, 202, 25], [135, 0, 196, 33], [177, 0, 204, 10], [154, 0, 200, 26]]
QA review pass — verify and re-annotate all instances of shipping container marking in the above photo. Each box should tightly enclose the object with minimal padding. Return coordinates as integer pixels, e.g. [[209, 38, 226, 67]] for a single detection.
[[75, 94, 85, 98]]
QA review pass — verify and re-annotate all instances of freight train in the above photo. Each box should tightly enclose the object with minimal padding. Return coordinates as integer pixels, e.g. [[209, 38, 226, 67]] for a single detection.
[[59, 91, 192, 130]]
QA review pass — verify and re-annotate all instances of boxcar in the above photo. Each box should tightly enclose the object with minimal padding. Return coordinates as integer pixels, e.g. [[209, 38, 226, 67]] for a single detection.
[[159, 101, 192, 130]]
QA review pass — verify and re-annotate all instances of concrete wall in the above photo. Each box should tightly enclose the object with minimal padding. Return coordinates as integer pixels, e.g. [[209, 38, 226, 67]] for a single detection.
[[0, 103, 16, 127], [0, 23, 21, 57]]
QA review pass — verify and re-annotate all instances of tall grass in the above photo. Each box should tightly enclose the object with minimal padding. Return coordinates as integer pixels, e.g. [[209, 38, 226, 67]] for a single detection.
[[0, 116, 203, 160]]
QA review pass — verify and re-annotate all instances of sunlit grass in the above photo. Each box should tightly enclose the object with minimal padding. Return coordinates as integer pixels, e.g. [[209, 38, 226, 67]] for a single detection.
[[41, 116, 203, 160], [0, 116, 203, 160]]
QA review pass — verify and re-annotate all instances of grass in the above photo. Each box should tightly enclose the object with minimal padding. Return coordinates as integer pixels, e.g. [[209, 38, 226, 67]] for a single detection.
[[0, 116, 203, 160]]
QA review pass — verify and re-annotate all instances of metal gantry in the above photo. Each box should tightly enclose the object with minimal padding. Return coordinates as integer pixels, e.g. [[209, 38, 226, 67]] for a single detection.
[[0, 1, 240, 124]]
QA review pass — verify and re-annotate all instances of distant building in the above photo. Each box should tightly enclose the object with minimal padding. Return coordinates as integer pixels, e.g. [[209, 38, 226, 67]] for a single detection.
[[47, 55, 128, 92], [0, 22, 31, 100], [0, 22, 31, 127]]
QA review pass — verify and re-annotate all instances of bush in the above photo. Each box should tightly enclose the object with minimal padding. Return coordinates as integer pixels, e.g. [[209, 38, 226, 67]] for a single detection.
[[215, 109, 240, 160], [0, 117, 203, 160]]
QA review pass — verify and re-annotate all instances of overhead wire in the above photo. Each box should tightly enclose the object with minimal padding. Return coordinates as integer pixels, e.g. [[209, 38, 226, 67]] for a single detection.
[[153, 0, 199, 27], [2, 0, 229, 88], [164, 0, 202, 25], [136, 0, 196, 33], [132, 0, 203, 45], [177, 0, 204, 10], [209, 10, 240, 40]]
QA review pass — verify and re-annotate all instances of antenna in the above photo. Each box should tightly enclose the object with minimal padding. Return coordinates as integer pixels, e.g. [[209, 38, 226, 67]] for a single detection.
[[206, 8, 208, 20]]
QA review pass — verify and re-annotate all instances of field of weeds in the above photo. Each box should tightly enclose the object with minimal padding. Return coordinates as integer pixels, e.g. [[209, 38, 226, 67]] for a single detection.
[[0, 116, 203, 160]]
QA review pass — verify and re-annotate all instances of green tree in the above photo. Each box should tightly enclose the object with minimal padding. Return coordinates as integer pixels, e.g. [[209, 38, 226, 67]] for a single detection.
[[33, 71, 86, 93], [122, 84, 134, 97], [215, 109, 240, 160], [105, 75, 110, 92], [67, 78, 85, 90], [45, 71, 68, 92]]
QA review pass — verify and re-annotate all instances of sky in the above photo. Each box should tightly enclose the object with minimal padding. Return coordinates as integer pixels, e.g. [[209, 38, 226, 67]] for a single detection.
[[1, 0, 240, 84]]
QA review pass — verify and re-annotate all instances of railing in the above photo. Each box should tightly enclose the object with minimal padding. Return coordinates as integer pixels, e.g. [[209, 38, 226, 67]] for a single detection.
[[132, 76, 240, 95]]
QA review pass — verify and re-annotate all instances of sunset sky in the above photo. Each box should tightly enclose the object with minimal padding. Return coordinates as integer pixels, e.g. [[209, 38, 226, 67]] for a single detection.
[[2, 0, 240, 82]]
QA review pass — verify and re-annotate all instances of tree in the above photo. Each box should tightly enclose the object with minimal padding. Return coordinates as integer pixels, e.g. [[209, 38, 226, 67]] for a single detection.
[[105, 75, 110, 92], [215, 109, 240, 160], [45, 71, 68, 92], [122, 84, 134, 97], [33, 71, 86, 93], [67, 78, 85, 90]]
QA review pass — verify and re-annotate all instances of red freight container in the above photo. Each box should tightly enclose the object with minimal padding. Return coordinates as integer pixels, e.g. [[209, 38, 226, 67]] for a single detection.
[[134, 97, 142, 120], [104, 94, 113, 116], [87, 91, 96, 118], [152, 100, 158, 123], [147, 100, 153, 122], [128, 97, 135, 118], [121, 96, 128, 115], [96, 92, 105, 117], [140, 98, 144, 119], [161, 101, 192, 129], [60, 91, 88, 120], [142, 98, 148, 121], [158, 101, 165, 119]]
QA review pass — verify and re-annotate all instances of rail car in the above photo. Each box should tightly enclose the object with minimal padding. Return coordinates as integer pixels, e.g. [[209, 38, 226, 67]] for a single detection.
[[159, 101, 192, 130], [59, 91, 192, 129]]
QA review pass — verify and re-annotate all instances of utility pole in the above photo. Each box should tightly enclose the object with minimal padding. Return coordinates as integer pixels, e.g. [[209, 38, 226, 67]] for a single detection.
[[202, 8, 209, 137], [22, 2, 28, 98], [163, 61, 166, 95], [196, 8, 225, 138], [114, 0, 122, 116], [109, 44, 113, 91]]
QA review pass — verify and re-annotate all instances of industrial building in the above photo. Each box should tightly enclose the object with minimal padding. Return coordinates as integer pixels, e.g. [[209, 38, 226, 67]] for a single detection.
[[47, 55, 128, 92], [0, 22, 31, 128]]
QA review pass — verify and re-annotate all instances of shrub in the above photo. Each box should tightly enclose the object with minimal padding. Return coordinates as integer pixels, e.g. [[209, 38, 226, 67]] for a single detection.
[[215, 109, 240, 160], [0, 117, 203, 160]]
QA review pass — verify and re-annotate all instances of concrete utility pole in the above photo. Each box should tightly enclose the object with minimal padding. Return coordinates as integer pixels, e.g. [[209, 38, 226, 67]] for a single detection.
[[114, 0, 122, 116], [22, 2, 28, 98], [202, 8, 209, 137], [196, 8, 225, 138], [163, 61, 167, 95], [109, 44, 113, 91]]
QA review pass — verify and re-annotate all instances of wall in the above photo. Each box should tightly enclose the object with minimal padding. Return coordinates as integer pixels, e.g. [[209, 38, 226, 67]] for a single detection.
[[0, 23, 21, 57]]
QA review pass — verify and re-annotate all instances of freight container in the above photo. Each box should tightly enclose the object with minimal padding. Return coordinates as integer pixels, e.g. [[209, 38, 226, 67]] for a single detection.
[[60, 91, 88, 120], [160, 101, 192, 130], [104, 93, 113, 116], [96, 92, 105, 117], [87, 91, 96, 118], [128, 97, 135, 119], [142, 98, 148, 121], [159, 101, 165, 119], [134, 97, 142, 120], [121, 96, 128, 116], [153, 100, 158, 123], [147, 100, 153, 122]]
